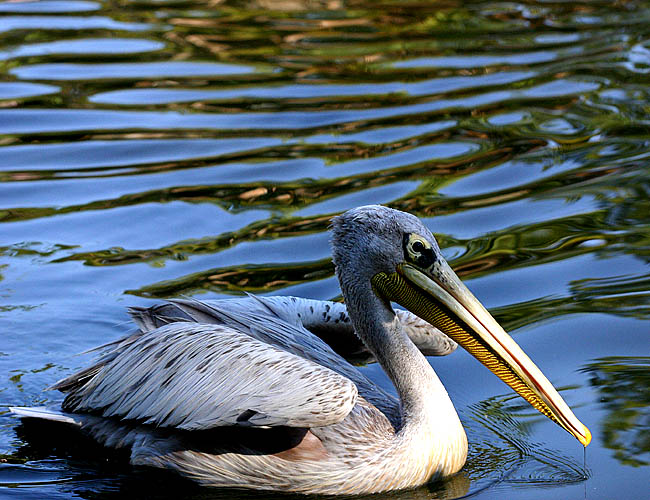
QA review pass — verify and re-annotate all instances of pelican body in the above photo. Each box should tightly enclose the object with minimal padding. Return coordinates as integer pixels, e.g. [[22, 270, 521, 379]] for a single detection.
[[10, 206, 590, 495]]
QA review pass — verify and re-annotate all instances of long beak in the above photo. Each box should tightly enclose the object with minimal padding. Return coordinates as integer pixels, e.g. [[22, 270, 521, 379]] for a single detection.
[[371, 261, 591, 447]]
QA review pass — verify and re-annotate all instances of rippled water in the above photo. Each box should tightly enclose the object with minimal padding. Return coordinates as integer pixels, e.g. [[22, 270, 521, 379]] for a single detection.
[[1, 0, 649, 498]]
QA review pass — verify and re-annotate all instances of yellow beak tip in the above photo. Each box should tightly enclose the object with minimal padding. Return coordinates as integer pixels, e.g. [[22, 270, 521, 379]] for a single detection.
[[579, 426, 592, 447]]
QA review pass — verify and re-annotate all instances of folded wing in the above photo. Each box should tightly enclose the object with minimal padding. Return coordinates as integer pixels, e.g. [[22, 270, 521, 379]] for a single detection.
[[52, 322, 358, 430]]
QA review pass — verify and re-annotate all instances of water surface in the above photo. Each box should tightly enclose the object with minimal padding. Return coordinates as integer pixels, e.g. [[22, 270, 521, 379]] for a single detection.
[[1, 0, 649, 499]]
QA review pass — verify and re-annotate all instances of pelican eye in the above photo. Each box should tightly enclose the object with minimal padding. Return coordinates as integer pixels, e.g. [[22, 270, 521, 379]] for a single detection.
[[403, 233, 436, 268]]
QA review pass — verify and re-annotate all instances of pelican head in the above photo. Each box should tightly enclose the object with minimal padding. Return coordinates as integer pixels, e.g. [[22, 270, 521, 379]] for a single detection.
[[332, 205, 591, 447]]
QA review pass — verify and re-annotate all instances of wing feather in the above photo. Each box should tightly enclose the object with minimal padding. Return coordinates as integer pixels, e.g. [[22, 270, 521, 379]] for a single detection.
[[56, 322, 358, 430], [129, 296, 456, 357], [127, 296, 403, 425]]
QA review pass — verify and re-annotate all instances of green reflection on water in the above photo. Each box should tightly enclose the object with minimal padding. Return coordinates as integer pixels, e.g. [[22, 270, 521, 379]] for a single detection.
[[582, 357, 650, 467]]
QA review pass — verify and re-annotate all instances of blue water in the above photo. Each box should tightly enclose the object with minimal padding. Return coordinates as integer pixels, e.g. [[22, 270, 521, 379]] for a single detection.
[[1, 0, 649, 498]]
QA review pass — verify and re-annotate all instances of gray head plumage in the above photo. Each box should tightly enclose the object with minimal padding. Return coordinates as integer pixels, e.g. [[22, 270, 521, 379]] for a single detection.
[[330, 205, 441, 283], [330, 205, 444, 347]]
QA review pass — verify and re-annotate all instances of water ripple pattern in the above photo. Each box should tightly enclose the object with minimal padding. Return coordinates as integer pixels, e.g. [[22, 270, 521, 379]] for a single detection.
[[0, 1, 649, 499]]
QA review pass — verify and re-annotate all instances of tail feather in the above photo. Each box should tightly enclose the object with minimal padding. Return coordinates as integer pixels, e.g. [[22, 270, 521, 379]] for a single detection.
[[9, 406, 82, 426], [10, 405, 182, 462]]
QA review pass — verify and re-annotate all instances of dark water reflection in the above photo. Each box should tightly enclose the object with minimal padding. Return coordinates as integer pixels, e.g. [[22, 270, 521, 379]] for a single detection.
[[1, 0, 649, 498], [582, 357, 650, 468]]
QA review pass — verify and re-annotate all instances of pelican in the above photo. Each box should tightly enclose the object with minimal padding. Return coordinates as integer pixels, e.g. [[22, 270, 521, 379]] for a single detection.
[[11, 205, 591, 495]]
